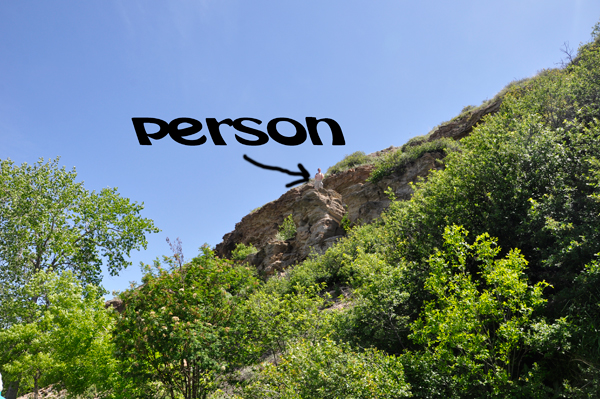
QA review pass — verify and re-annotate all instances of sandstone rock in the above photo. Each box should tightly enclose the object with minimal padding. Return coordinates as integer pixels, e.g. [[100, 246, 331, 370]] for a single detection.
[[215, 100, 500, 275], [428, 97, 501, 142], [215, 153, 444, 274]]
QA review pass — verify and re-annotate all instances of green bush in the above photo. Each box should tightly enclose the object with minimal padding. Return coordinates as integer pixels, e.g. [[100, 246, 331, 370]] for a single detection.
[[325, 151, 373, 176], [407, 226, 563, 397], [276, 214, 296, 241], [368, 137, 460, 183], [244, 338, 411, 398], [244, 284, 329, 365], [280, 222, 387, 294], [329, 252, 412, 354], [401, 134, 428, 149], [231, 243, 258, 261], [340, 212, 351, 232]]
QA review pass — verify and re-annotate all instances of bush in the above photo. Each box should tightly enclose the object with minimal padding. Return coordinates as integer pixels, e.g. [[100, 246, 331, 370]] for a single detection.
[[244, 338, 411, 398], [231, 243, 258, 261], [368, 138, 460, 183], [401, 135, 428, 149], [407, 226, 562, 397], [325, 151, 373, 176], [276, 214, 296, 241], [244, 284, 329, 365]]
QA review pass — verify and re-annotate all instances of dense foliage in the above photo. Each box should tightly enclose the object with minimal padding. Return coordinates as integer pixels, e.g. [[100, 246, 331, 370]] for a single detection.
[[113, 247, 261, 399], [245, 338, 410, 398], [0, 157, 159, 328], [231, 243, 258, 261], [0, 271, 116, 398]]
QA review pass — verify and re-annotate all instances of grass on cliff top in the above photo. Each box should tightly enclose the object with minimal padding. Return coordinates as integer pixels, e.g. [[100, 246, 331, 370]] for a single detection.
[[365, 74, 544, 184], [368, 137, 460, 183], [323, 74, 538, 182], [325, 151, 376, 177]]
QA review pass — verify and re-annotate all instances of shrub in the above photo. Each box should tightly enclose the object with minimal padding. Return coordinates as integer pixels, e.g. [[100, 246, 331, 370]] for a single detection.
[[340, 212, 351, 232], [231, 243, 258, 261], [244, 284, 329, 365], [368, 137, 460, 183], [276, 214, 296, 241], [244, 338, 411, 398], [407, 226, 561, 396], [401, 134, 428, 149], [325, 151, 373, 176]]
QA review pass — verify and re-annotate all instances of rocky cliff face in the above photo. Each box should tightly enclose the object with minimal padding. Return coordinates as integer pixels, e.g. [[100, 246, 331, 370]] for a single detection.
[[215, 97, 501, 275], [215, 152, 444, 275]]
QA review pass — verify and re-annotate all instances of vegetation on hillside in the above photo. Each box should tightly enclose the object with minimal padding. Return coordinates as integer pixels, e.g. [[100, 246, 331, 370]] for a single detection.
[[3, 22, 600, 399], [368, 137, 460, 183], [275, 214, 297, 241], [325, 151, 374, 177]]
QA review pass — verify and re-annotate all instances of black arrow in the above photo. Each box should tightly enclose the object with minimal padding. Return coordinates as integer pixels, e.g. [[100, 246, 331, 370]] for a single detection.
[[243, 154, 310, 188]]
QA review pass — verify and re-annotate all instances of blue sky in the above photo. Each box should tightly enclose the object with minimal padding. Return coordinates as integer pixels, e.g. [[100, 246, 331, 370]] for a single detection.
[[1, 1, 599, 296]]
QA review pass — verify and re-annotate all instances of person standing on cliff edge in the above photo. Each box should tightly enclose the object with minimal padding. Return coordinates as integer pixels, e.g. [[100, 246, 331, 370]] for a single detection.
[[314, 168, 324, 190]]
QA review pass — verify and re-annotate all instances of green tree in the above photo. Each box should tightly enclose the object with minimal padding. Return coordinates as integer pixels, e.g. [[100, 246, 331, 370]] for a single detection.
[[380, 42, 600, 285], [0, 271, 117, 399], [112, 246, 261, 399], [245, 283, 328, 365], [331, 251, 412, 355], [407, 226, 568, 398], [0, 157, 159, 327]]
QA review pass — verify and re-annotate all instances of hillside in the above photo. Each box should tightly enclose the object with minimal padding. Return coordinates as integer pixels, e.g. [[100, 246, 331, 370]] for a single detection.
[[215, 97, 501, 276], [5, 24, 600, 399]]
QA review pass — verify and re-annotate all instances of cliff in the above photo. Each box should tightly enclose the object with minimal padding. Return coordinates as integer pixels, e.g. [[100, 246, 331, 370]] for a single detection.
[[214, 97, 501, 275]]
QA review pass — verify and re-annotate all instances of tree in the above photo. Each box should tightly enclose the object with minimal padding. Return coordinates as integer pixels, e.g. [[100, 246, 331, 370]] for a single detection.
[[0, 271, 117, 399], [0, 157, 159, 327], [245, 283, 329, 365], [113, 246, 261, 399], [407, 226, 569, 398]]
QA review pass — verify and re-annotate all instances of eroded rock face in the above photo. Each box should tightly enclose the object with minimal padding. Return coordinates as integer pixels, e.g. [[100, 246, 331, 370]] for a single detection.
[[428, 98, 501, 142], [215, 99, 502, 274], [215, 152, 444, 275]]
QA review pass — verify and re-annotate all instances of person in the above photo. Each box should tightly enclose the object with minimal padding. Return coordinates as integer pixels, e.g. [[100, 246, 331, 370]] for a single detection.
[[314, 168, 324, 190], [0, 371, 4, 399]]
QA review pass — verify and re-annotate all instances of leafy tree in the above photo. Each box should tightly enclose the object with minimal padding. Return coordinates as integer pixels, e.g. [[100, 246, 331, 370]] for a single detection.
[[0, 157, 159, 327], [330, 251, 412, 355], [245, 283, 328, 365], [0, 271, 117, 399], [407, 226, 568, 398], [112, 246, 261, 399], [554, 258, 600, 396], [380, 48, 600, 291]]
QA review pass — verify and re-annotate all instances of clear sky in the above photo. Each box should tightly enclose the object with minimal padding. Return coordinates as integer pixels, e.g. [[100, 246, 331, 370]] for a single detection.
[[2, 1, 599, 296]]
